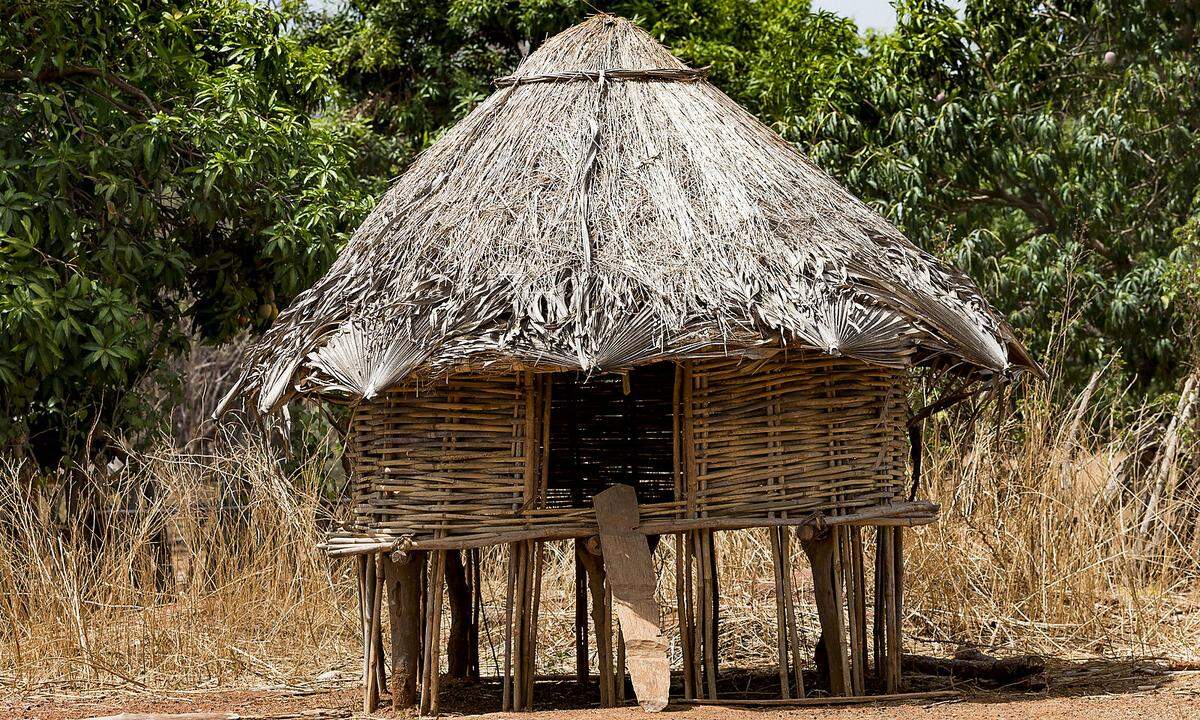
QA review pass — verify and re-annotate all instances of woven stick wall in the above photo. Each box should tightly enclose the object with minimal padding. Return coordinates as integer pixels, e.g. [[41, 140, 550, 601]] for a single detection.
[[336, 353, 907, 551]]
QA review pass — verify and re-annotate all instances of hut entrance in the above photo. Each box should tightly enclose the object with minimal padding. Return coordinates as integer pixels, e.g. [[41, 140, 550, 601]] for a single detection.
[[546, 362, 677, 509]]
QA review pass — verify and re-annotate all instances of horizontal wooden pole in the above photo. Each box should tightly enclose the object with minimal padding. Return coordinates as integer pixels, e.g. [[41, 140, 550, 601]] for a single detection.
[[678, 689, 958, 707], [321, 501, 939, 556]]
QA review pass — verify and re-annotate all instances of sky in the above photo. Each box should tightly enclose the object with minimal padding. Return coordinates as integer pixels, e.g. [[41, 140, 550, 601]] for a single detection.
[[811, 0, 898, 31]]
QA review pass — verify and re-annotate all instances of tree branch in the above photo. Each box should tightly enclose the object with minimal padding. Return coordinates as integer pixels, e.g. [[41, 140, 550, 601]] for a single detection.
[[1, 65, 158, 114]]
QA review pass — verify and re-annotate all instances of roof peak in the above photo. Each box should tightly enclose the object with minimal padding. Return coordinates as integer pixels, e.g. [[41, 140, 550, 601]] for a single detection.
[[511, 13, 689, 80]]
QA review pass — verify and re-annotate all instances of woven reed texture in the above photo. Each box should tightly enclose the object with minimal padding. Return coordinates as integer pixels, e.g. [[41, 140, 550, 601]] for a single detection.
[[342, 354, 907, 548]]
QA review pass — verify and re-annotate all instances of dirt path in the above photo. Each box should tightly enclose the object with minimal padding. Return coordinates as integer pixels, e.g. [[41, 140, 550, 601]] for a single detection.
[[6, 673, 1199, 720]]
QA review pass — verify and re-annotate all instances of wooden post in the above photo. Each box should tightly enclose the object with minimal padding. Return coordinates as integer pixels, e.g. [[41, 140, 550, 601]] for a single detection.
[[873, 526, 885, 687], [887, 527, 903, 692], [849, 528, 868, 695], [577, 538, 613, 707], [420, 550, 446, 715], [575, 544, 589, 686], [363, 553, 383, 713], [502, 543, 517, 710], [770, 528, 791, 698], [780, 529, 805, 698], [384, 551, 422, 711], [801, 529, 850, 696], [444, 549, 471, 679], [357, 555, 370, 712]]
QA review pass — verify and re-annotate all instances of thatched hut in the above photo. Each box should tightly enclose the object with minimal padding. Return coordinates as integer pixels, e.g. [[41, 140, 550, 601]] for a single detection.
[[223, 14, 1038, 714]]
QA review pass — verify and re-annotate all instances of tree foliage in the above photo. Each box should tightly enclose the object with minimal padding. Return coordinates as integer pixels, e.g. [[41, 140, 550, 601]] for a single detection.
[[0, 0, 370, 461], [3, 0, 1198, 462]]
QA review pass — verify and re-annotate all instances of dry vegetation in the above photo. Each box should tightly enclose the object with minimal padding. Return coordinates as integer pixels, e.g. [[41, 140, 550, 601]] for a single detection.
[[2, 364, 1198, 698]]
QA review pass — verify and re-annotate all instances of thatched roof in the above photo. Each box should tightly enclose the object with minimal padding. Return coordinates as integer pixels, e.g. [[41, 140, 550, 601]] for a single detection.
[[224, 14, 1039, 415]]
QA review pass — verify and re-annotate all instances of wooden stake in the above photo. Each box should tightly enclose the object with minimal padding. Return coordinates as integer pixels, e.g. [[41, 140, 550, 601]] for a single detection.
[[502, 543, 517, 710], [887, 526, 903, 692], [850, 527, 868, 696], [770, 528, 791, 699], [373, 553, 386, 706], [420, 550, 446, 715], [841, 530, 862, 696], [355, 554, 369, 710], [578, 541, 612, 707], [575, 544, 589, 686], [363, 553, 379, 713], [878, 526, 899, 693], [781, 529, 805, 698], [873, 526, 885, 687]]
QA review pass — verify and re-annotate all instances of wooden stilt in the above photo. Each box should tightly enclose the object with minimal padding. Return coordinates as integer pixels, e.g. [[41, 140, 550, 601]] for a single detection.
[[877, 526, 899, 693], [801, 529, 849, 696], [698, 530, 718, 700], [672, 365, 695, 702], [513, 542, 527, 711], [502, 544, 517, 710], [363, 553, 381, 713], [385, 551, 421, 711], [770, 528, 791, 699], [444, 550, 471, 679], [686, 532, 702, 698], [677, 534, 695, 700], [840, 530, 862, 695], [525, 540, 544, 710], [780, 529, 805, 698], [578, 540, 612, 707], [358, 555, 370, 712], [878, 525, 888, 691], [575, 542, 589, 686], [420, 550, 446, 715], [468, 548, 481, 680], [850, 527, 868, 695], [372, 553, 386, 706], [886, 527, 903, 692]]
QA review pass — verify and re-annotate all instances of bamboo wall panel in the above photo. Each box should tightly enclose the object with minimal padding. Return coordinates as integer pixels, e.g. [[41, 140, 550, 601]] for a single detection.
[[342, 354, 908, 547]]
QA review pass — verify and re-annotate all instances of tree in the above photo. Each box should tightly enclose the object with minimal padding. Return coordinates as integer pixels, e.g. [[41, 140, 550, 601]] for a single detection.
[[311, 0, 1200, 396], [0, 0, 371, 463]]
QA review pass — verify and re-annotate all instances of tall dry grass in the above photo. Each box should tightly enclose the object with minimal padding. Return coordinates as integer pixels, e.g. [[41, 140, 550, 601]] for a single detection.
[[2, 364, 1198, 697]]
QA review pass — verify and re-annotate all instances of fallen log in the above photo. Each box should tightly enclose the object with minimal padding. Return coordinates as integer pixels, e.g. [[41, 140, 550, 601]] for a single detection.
[[902, 649, 1045, 682]]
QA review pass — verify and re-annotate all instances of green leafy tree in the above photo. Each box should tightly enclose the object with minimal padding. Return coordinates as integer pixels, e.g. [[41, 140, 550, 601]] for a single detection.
[[0, 0, 371, 463]]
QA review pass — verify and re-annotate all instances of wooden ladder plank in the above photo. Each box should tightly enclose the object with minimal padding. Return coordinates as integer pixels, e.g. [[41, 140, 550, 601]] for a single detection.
[[594, 484, 670, 712]]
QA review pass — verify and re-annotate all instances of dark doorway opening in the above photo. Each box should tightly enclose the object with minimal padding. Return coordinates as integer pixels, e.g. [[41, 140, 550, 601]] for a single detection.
[[545, 362, 677, 509]]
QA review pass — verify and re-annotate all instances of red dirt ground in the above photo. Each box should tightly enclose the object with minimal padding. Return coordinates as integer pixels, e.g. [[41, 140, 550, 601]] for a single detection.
[[5, 664, 1198, 720]]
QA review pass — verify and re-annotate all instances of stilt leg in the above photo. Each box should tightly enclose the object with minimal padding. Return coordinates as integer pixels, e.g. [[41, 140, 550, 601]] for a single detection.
[[385, 551, 421, 711], [780, 529, 805, 698], [420, 550, 446, 715], [578, 538, 612, 707], [445, 549, 471, 679], [575, 541, 589, 686], [801, 528, 850, 696], [886, 527, 903, 692], [770, 528, 791, 698]]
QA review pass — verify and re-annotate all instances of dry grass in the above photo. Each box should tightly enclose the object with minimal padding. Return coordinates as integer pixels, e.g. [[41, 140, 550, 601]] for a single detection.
[[2, 367, 1198, 698]]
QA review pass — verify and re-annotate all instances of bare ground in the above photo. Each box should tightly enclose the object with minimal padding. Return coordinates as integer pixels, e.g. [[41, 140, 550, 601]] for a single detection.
[[6, 661, 1199, 720]]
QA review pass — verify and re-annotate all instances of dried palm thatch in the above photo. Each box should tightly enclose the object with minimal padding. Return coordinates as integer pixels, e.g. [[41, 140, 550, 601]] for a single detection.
[[221, 14, 1038, 416]]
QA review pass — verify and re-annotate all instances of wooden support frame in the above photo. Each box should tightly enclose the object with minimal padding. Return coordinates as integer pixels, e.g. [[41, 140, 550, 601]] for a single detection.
[[339, 356, 919, 713]]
